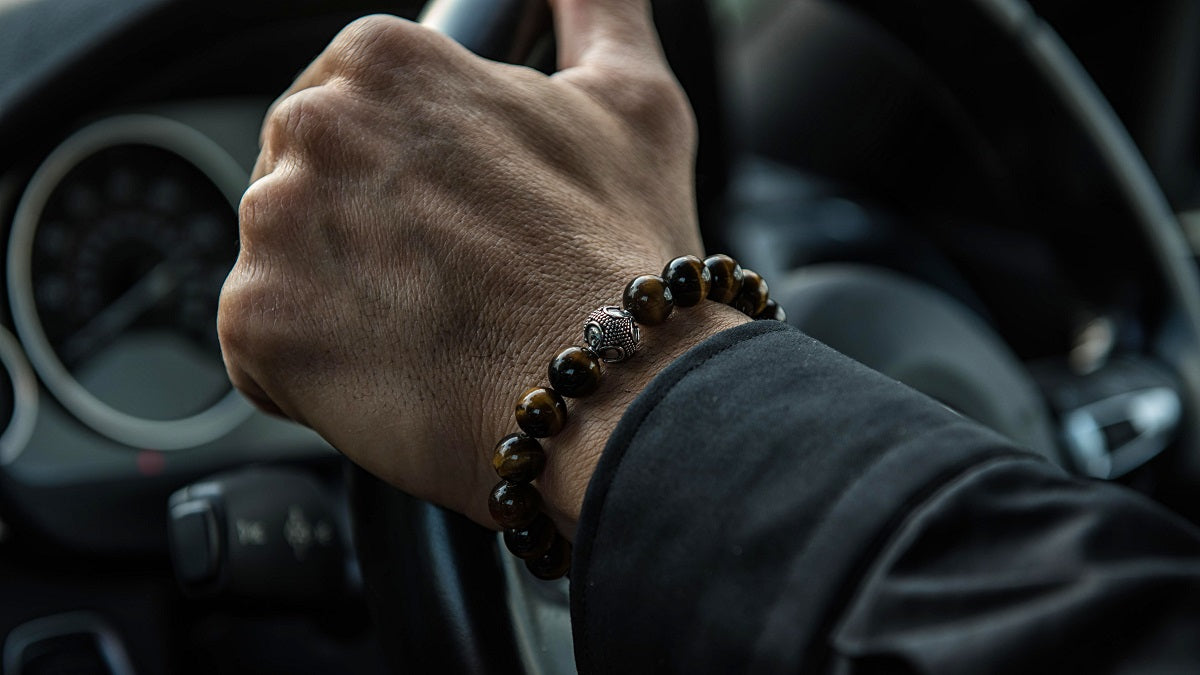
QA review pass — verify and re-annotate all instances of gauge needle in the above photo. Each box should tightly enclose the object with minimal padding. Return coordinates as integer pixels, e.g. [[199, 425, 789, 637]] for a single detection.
[[61, 260, 182, 365]]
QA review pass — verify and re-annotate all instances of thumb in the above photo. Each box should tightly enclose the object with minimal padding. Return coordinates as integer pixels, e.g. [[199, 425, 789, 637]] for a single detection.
[[549, 0, 664, 71]]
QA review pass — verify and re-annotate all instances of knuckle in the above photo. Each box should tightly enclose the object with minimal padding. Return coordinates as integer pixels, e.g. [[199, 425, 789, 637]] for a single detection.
[[263, 87, 345, 157], [339, 14, 410, 52], [216, 263, 261, 355], [331, 14, 438, 81], [235, 176, 331, 287], [620, 71, 695, 142], [217, 262, 295, 386], [237, 177, 292, 248], [217, 300, 257, 391], [237, 181, 270, 232]]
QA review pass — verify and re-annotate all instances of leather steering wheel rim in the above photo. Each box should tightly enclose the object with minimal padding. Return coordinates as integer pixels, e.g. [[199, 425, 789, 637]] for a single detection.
[[822, 0, 1200, 471], [347, 1, 1200, 673]]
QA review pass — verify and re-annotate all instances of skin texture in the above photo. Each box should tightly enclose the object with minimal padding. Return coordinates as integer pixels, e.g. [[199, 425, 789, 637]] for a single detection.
[[219, 0, 749, 536]]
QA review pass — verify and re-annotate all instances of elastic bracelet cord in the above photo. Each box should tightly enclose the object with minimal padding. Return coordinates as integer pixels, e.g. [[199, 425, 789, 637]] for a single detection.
[[487, 254, 786, 580]]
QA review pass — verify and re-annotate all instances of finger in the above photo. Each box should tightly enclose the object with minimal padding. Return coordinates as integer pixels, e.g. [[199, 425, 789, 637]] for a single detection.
[[232, 370, 290, 420], [548, 0, 664, 71]]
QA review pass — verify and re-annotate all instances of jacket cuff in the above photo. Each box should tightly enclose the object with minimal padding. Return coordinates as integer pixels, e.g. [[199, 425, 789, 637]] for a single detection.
[[569, 321, 1032, 673]]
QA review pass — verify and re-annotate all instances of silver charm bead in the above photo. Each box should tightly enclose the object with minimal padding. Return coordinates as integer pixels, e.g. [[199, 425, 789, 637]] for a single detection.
[[584, 306, 641, 363]]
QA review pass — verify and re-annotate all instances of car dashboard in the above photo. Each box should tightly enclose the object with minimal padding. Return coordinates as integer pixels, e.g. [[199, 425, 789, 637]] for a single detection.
[[1, 0, 1200, 673]]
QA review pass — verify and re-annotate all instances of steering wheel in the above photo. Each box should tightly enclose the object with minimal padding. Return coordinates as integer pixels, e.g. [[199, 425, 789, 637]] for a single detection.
[[347, 0, 1200, 673]]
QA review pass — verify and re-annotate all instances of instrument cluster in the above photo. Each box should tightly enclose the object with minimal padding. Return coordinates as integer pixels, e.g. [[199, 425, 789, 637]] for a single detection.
[[8, 114, 250, 452], [0, 103, 329, 528]]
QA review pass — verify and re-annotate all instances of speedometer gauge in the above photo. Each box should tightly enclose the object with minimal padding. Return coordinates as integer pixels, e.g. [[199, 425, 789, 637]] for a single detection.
[[8, 115, 252, 450]]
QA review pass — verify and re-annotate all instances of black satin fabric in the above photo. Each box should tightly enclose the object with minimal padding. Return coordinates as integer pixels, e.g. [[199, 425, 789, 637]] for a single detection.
[[570, 321, 1200, 673]]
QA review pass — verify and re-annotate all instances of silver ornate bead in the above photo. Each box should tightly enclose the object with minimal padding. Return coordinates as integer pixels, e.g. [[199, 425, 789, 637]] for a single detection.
[[584, 306, 641, 363]]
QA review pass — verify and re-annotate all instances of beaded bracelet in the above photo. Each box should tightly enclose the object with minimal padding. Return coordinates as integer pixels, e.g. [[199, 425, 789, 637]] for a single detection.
[[488, 254, 785, 580]]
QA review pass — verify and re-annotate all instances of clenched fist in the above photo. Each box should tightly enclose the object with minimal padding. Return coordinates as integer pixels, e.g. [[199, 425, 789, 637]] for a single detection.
[[219, 0, 747, 533]]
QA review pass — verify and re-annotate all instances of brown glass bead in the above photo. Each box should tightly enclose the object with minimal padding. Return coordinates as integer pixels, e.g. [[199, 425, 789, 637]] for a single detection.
[[515, 387, 568, 438], [504, 513, 556, 560], [488, 481, 542, 529], [704, 254, 744, 304], [492, 433, 547, 483], [733, 269, 769, 317], [662, 255, 712, 308], [525, 534, 572, 580], [755, 299, 787, 322], [548, 347, 602, 398], [622, 275, 675, 326]]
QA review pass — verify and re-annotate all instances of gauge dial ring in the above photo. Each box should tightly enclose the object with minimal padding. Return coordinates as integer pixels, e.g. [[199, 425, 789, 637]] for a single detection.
[[0, 326, 38, 464], [7, 114, 252, 450]]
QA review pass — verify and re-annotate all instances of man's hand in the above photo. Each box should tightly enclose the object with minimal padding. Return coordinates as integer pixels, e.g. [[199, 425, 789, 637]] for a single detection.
[[219, 0, 747, 533]]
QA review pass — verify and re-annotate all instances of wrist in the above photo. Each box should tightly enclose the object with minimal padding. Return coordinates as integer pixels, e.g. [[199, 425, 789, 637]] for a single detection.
[[533, 301, 750, 539], [477, 252, 781, 579]]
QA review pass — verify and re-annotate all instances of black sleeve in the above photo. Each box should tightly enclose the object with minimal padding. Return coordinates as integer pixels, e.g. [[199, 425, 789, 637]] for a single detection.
[[569, 321, 1200, 674]]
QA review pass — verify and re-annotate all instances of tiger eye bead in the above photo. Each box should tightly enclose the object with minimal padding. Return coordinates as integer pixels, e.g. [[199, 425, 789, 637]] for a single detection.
[[504, 513, 556, 560], [515, 387, 568, 438], [622, 275, 675, 326], [704, 254, 744, 304], [548, 347, 602, 398], [662, 255, 712, 307], [492, 433, 547, 483], [733, 269, 769, 317], [488, 481, 542, 529], [525, 534, 572, 580], [755, 299, 787, 322]]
